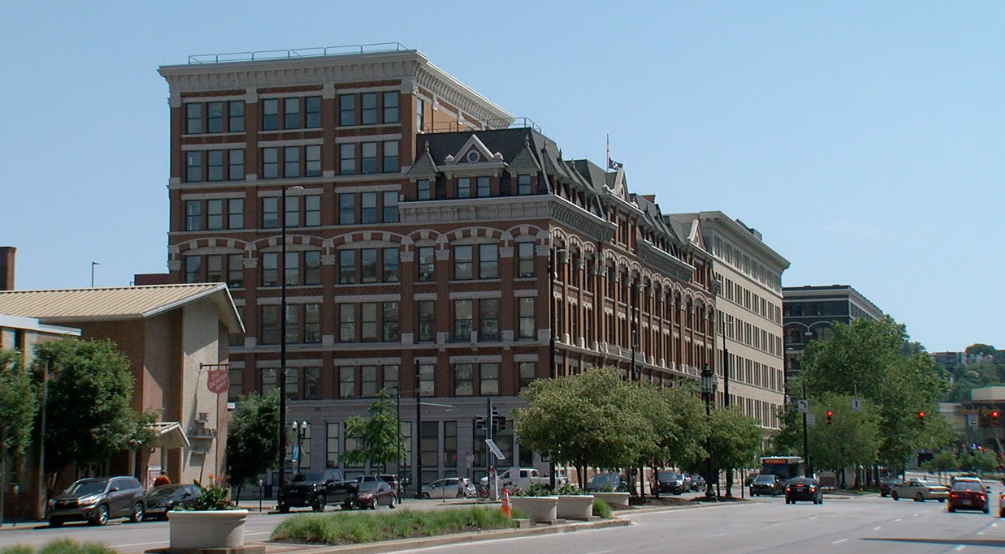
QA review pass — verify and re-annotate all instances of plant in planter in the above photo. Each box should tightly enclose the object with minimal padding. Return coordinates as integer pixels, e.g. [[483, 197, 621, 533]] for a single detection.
[[555, 483, 594, 520], [168, 477, 249, 550], [508, 483, 558, 522], [187, 479, 237, 510]]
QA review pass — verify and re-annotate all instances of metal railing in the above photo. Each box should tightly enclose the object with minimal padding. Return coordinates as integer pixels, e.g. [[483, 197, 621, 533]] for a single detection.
[[420, 117, 541, 134], [188, 42, 411, 65]]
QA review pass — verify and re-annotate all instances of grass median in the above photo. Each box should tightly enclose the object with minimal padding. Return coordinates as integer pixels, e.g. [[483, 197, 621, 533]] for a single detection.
[[2, 539, 117, 554]]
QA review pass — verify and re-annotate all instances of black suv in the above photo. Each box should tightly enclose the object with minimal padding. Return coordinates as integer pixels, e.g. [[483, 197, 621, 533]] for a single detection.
[[49, 476, 146, 526], [655, 471, 687, 495], [749, 474, 784, 496], [278, 469, 354, 512]]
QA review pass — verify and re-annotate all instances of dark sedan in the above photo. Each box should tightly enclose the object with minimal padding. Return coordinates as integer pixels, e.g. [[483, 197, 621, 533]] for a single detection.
[[354, 480, 397, 509], [948, 481, 988, 514], [145, 484, 201, 519], [879, 476, 902, 497], [655, 471, 687, 495], [749, 474, 784, 497], [785, 477, 822, 504]]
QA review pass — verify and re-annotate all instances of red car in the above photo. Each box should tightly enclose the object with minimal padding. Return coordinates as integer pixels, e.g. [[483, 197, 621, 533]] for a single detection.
[[353, 479, 398, 509], [947, 481, 988, 514]]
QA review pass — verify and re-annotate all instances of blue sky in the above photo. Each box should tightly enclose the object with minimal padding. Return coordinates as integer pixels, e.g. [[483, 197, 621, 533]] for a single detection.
[[2, 1, 1001, 352]]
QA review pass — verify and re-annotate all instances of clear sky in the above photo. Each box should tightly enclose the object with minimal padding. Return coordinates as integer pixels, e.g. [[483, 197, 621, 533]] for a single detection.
[[2, 1, 1001, 353]]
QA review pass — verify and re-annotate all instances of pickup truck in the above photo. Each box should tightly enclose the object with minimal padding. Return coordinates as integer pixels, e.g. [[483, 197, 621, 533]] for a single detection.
[[276, 470, 361, 512], [479, 467, 553, 491]]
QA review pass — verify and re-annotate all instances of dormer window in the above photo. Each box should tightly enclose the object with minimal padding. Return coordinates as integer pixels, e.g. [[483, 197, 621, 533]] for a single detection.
[[466, 151, 480, 163]]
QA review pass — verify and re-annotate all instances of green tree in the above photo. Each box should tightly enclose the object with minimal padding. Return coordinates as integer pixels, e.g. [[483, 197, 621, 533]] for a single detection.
[[34, 339, 152, 475], [633, 381, 707, 472], [966, 344, 996, 357], [226, 390, 280, 490], [807, 394, 881, 486], [959, 448, 997, 474], [343, 390, 404, 469], [0, 350, 38, 455], [921, 450, 959, 484], [707, 407, 761, 491]]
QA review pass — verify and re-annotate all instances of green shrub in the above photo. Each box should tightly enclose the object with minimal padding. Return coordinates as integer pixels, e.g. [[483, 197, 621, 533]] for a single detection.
[[592, 498, 612, 519], [557, 483, 586, 495], [1, 546, 35, 554], [272, 507, 516, 545], [5, 539, 119, 554]]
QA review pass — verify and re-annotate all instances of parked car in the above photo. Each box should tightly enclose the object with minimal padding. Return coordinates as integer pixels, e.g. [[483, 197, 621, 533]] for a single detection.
[[947, 480, 988, 513], [145, 484, 201, 519], [655, 471, 687, 495], [890, 478, 949, 502], [354, 479, 398, 509], [585, 473, 627, 492], [784, 477, 823, 504], [422, 477, 476, 499], [689, 474, 706, 492], [48, 476, 146, 527], [277, 469, 358, 512], [879, 476, 902, 497], [749, 474, 784, 497], [998, 489, 1005, 517]]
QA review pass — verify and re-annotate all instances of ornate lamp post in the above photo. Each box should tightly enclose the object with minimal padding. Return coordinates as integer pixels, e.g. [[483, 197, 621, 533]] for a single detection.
[[701, 365, 716, 500], [291, 421, 307, 474]]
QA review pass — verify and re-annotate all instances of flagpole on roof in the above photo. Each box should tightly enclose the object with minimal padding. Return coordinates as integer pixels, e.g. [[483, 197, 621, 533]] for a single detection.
[[606, 134, 610, 172]]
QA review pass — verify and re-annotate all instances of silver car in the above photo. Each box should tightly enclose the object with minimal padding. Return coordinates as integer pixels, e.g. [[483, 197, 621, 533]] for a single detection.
[[421, 477, 476, 499]]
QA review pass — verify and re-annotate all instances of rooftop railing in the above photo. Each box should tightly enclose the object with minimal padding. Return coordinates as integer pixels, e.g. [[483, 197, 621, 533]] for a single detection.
[[420, 117, 541, 134], [188, 42, 411, 65]]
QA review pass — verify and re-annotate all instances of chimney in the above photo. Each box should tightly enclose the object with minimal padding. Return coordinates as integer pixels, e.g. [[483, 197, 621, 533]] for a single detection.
[[0, 247, 15, 290]]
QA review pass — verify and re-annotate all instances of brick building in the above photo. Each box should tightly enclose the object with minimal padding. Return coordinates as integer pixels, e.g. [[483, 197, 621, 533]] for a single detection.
[[159, 45, 716, 491]]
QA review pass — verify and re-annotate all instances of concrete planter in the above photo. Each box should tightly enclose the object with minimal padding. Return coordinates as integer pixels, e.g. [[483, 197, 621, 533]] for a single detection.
[[510, 496, 558, 522], [556, 495, 594, 520], [167, 509, 249, 549], [593, 492, 630, 508]]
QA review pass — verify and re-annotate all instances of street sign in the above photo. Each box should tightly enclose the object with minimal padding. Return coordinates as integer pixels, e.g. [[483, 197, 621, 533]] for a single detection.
[[207, 368, 229, 395], [797, 399, 809, 414], [850, 398, 862, 412], [485, 439, 505, 460], [968, 414, 979, 427], [806, 413, 816, 426]]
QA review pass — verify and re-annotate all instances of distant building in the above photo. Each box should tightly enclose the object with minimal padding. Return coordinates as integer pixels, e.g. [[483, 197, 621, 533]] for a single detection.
[[782, 285, 883, 378], [667, 212, 789, 430]]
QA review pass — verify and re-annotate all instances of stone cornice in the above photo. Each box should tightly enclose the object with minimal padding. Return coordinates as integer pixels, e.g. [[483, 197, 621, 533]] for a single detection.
[[639, 240, 695, 282]]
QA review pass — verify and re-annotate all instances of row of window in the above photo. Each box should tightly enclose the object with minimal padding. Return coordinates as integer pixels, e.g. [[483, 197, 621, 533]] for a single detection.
[[183, 141, 399, 183], [413, 174, 535, 201], [727, 352, 784, 393], [720, 311, 783, 357], [183, 92, 400, 135], [716, 272, 782, 324], [181, 191, 398, 232]]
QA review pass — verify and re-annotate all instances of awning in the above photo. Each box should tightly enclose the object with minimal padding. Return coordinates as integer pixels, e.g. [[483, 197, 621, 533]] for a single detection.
[[147, 422, 190, 450]]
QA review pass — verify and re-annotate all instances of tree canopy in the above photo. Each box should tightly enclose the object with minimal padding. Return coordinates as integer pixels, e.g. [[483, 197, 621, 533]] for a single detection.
[[343, 390, 404, 469], [226, 389, 280, 487], [0, 349, 37, 456]]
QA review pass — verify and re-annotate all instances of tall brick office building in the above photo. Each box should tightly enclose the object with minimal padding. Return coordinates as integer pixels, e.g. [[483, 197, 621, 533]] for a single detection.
[[159, 45, 716, 490]]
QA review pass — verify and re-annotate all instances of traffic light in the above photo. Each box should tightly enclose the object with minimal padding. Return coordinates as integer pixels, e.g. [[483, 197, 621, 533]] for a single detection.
[[992, 410, 1000, 425], [917, 411, 925, 426], [825, 411, 833, 425], [474, 416, 486, 430]]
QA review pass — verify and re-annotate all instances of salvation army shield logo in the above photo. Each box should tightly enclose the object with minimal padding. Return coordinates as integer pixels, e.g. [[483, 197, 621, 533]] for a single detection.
[[207, 368, 229, 395]]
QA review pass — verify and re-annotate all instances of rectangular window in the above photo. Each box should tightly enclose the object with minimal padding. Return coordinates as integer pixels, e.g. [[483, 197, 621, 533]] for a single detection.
[[361, 93, 377, 125], [284, 146, 300, 178], [260, 305, 280, 344], [382, 191, 398, 223], [304, 366, 320, 398], [361, 302, 378, 341], [516, 242, 535, 278], [478, 244, 498, 279], [454, 363, 473, 396], [261, 147, 278, 179], [339, 143, 355, 175], [305, 96, 321, 129], [418, 246, 435, 282], [360, 248, 377, 283], [416, 179, 431, 200], [339, 250, 356, 284], [284, 251, 299, 286], [304, 250, 321, 285], [382, 365, 398, 395], [456, 178, 471, 199], [185, 103, 202, 134], [206, 102, 223, 133], [382, 140, 399, 173], [206, 199, 223, 230], [383, 91, 399, 123], [228, 149, 244, 181], [304, 195, 321, 227], [338, 94, 355, 126], [184, 255, 200, 283], [184, 200, 201, 231], [260, 252, 278, 287], [479, 298, 499, 341], [260, 368, 277, 395], [261, 99, 279, 131], [417, 301, 434, 342], [227, 367, 243, 402], [418, 363, 434, 397], [382, 301, 399, 342], [228, 198, 244, 229], [361, 142, 377, 174], [453, 245, 472, 280], [284, 303, 301, 344], [360, 192, 377, 224], [227, 253, 243, 288], [453, 299, 472, 341], [518, 298, 535, 339], [480, 363, 499, 395], [228, 101, 244, 132], [476, 176, 490, 197], [382, 248, 399, 283], [284, 194, 299, 228], [284, 97, 300, 129], [305, 145, 321, 177], [207, 150, 223, 181], [338, 194, 355, 225], [339, 304, 355, 342], [326, 422, 340, 468], [339, 366, 355, 398], [361, 366, 378, 397], [519, 362, 535, 391], [517, 174, 532, 195], [416, 98, 424, 132], [185, 151, 201, 182]]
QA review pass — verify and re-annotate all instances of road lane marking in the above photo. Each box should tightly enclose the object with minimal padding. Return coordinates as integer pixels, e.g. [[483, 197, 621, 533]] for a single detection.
[[583, 550, 613, 554], [808, 515, 819, 520], [831, 539, 847, 544], [955, 546, 965, 551], [977, 532, 984, 536], [894, 518, 902, 522], [873, 526, 882, 530]]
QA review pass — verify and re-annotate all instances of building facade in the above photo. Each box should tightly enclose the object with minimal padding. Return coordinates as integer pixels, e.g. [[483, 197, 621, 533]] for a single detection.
[[782, 285, 883, 378], [159, 46, 716, 491], [668, 213, 789, 430]]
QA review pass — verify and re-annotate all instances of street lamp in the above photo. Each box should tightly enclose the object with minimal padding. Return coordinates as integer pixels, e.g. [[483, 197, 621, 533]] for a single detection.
[[277, 184, 304, 489], [291, 421, 307, 474], [701, 364, 716, 500]]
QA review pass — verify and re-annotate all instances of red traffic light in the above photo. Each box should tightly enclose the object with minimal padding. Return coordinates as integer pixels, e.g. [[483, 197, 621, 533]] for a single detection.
[[825, 411, 833, 424], [992, 411, 1000, 419], [917, 411, 925, 426]]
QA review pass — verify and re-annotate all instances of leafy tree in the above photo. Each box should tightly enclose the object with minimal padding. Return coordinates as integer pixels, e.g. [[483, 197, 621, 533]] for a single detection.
[[34, 339, 151, 475], [633, 381, 707, 472], [959, 448, 997, 474], [707, 407, 761, 491], [343, 390, 405, 469], [966, 344, 996, 357], [806, 394, 881, 485], [921, 450, 959, 484], [0, 349, 37, 455], [226, 390, 280, 490]]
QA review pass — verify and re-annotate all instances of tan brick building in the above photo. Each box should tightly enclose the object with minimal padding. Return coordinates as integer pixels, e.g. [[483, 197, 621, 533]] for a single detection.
[[159, 46, 716, 491]]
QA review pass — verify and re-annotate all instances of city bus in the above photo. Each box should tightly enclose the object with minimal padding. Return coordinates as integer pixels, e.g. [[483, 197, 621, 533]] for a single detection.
[[759, 456, 806, 480]]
